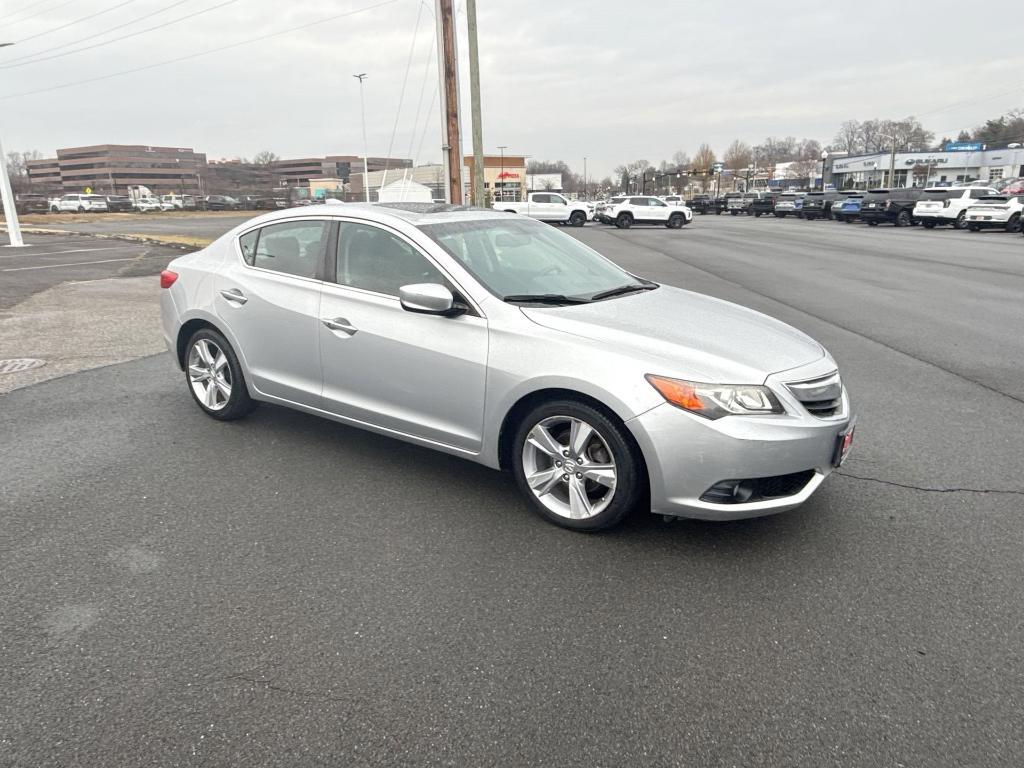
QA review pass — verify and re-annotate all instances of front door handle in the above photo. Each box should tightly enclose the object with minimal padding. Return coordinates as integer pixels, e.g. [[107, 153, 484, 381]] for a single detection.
[[219, 288, 248, 305], [322, 316, 358, 336]]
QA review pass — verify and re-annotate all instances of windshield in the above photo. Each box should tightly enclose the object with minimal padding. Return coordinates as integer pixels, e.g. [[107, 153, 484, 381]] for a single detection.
[[419, 217, 649, 301]]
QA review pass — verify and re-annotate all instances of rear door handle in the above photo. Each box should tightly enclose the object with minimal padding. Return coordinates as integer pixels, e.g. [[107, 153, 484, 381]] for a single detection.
[[322, 317, 358, 336], [219, 288, 248, 305]]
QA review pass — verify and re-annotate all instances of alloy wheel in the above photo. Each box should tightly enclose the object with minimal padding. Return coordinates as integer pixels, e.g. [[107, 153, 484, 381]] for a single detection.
[[188, 338, 232, 411], [521, 415, 617, 520]]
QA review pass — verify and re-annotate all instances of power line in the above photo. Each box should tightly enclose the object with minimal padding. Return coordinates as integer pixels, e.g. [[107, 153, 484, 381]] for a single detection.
[[414, 86, 439, 165], [13, 0, 140, 46], [0, 0, 399, 101], [1, 0, 237, 70], [381, 1, 424, 179], [0, 0, 197, 67], [0, 0, 78, 27], [404, 14, 437, 163]]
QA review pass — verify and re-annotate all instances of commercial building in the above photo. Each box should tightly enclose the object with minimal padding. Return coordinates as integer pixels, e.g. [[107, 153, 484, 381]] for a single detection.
[[349, 164, 449, 202], [203, 160, 277, 194], [25, 144, 208, 195], [273, 155, 412, 187], [464, 153, 527, 202], [828, 146, 1024, 189]]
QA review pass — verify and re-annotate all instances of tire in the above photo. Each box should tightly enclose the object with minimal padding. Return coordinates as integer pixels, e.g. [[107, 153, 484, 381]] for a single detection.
[[968, 224, 981, 232], [867, 220, 879, 226], [896, 210, 912, 228], [568, 210, 586, 227], [1006, 214, 1020, 233], [922, 222, 936, 229], [754, 211, 762, 217], [512, 399, 644, 532], [615, 213, 632, 229], [77, 206, 85, 213], [730, 210, 739, 216], [50, 206, 59, 213], [953, 211, 966, 230], [666, 213, 684, 228], [184, 328, 258, 421], [775, 212, 785, 218]]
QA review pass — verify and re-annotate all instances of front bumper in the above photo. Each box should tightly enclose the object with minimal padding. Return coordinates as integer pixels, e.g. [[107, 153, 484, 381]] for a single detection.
[[627, 361, 852, 521]]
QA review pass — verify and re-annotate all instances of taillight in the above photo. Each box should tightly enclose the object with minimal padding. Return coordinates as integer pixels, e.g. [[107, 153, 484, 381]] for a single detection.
[[160, 270, 178, 289]]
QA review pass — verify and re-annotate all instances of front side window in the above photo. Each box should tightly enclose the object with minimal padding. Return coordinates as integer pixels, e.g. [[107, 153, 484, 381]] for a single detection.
[[335, 222, 445, 296], [251, 220, 328, 278], [649, 198, 667, 207]]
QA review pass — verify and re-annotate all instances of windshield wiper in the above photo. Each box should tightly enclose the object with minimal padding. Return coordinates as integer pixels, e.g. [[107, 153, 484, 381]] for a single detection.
[[589, 282, 658, 301], [502, 293, 592, 305]]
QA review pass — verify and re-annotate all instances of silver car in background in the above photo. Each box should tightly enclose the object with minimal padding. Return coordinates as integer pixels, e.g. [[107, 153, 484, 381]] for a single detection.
[[160, 202, 854, 531]]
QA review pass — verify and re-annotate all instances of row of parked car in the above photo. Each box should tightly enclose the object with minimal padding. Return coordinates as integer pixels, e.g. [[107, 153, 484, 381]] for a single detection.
[[3, 192, 292, 216], [699, 177, 1024, 233]]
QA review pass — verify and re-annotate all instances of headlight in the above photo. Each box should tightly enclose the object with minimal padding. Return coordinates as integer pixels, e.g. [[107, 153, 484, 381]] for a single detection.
[[645, 374, 784, 419]]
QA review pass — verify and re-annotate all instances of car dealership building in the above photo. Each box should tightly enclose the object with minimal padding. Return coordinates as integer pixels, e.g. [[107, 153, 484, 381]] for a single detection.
[[827, 145, 1024, 189]]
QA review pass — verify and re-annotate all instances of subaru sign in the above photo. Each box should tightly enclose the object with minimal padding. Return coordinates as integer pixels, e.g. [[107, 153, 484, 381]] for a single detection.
[[944, 141, 984, 152]]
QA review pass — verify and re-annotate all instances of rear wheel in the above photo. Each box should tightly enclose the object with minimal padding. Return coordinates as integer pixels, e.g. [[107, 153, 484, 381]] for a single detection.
[[184, 328, 257, 421], [953, 211, 967, 230], [615, 213, 633, 229], [1006, 213, 1020, 233], [513, 400, 644, 532], [568, 210, 586, 227]]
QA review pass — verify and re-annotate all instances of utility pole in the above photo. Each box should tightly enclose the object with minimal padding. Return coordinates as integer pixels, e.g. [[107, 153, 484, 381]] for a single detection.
[[435, 0, 463, 204], [354, 73, 370, 202], [466, 0, 484, 207]]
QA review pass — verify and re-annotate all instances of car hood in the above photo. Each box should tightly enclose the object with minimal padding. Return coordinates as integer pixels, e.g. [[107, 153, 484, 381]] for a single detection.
[[521, 285, 825, 383]]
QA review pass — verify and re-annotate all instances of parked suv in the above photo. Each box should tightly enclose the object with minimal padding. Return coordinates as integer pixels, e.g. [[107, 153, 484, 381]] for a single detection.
[[859, 188, 924, 227], [833, 192, 865, 223], [964, 194, 1024, 233], [203, 195, 243, 211], [606, 196, 692, 228], [773, 191, 806, 218], [54, 194, 109, 213], [801, 190, 846, 220], [912, 186, 998, 229], [8, 193, 49, 215]]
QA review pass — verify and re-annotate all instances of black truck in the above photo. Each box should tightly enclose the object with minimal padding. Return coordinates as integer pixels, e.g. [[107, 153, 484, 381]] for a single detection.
[[801, 190, 847, 220], [858, 188, 923, 227]]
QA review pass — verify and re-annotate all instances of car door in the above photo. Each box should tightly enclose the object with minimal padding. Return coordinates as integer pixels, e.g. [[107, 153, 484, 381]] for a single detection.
[[647, 197, 670, 222], [318, 219, 488, 452], [215, 218, 329, 407], [530, 193, 554, 221]]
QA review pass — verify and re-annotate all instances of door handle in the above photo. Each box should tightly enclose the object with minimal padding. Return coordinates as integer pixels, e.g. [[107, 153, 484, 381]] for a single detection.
[[322, 317, 358, 336], [219, 288, 248, 305]]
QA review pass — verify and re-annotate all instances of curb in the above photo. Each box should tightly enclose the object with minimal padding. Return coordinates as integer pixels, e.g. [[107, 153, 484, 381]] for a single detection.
[[0, 225, 210, 251]]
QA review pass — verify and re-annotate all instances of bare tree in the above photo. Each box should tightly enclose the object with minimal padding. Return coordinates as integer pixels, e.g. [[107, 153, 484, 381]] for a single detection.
[[671, 149, 691, 169], [832, 120, 862, 154], [723, 140, 753, 172], [253, 150, 280, 166]]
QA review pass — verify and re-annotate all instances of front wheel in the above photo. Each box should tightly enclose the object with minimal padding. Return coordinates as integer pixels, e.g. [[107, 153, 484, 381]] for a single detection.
[[953, 211, 967, 230], [568, 210, 586, 227], [896, 210, 912, 228], [666, 213, 684, 228], [185, 328, 258, 421], [512, 401, 644, 531], [615, 213, 632, 229], [1006, 214, 1020, 233]]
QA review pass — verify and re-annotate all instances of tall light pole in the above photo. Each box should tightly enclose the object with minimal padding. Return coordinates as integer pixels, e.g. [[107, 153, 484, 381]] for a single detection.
[[497, 145, 507, 202], [820, 150, 829, 191], [353, 73, 370, 202], [0, 42, 25, 247], [583, 156, 587, 200]]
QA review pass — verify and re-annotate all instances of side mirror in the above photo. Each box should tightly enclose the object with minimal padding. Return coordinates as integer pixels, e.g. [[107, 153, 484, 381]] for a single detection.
[[399, 283, 464, 317]]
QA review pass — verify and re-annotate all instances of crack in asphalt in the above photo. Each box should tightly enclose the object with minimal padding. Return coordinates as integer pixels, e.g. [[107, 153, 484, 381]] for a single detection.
[[599, 228, 1024, 408], [223, 673, 351, 703], [835, 471, 1024, 497]]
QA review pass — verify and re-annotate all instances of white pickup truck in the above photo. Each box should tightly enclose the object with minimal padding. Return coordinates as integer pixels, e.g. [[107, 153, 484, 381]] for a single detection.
[[493, 192, 591, 226]]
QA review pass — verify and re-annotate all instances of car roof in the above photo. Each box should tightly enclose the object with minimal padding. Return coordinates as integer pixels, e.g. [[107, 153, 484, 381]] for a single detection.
[[237, 201, 515, 229]]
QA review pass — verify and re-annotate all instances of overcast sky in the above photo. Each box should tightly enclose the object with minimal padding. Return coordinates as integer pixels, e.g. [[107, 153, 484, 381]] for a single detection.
[[1, 0, 1022, 177]]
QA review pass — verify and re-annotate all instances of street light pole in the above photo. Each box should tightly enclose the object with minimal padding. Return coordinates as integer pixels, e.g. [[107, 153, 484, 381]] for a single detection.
[[820, 150, 829, 191], [583, 156, 587, 200], [497, 145, 506, 201], [354, 73, 370, 202], [0, 42, 26, 247]]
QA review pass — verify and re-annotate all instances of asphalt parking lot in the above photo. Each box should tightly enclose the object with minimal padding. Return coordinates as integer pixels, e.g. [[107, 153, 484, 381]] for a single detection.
[[2, 214, 1023, 766]]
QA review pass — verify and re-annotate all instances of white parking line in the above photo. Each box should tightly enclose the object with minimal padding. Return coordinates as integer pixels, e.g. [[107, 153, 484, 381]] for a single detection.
[[0, 246, 129, 258], [2, 257, 137, 272]]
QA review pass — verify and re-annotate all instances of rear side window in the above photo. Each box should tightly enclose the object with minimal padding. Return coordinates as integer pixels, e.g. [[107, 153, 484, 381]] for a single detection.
[[251, 220, 328, 278], [629, 197, 647, 205], [533, 194, 552, 203], [970, 189, 989, 199], [239, 229, 258, 266]]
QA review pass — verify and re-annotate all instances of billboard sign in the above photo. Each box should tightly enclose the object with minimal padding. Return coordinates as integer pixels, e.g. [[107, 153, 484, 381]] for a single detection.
[[944, 141, 984, 152]]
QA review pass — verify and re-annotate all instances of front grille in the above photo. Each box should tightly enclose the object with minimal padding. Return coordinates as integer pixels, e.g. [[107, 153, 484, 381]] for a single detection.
[[700, 470, 816, 504], [786, 371, 843, 418]]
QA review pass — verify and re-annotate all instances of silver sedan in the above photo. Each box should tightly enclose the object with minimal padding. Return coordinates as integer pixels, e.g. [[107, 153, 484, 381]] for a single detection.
[[160, 202, 854, 531]]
